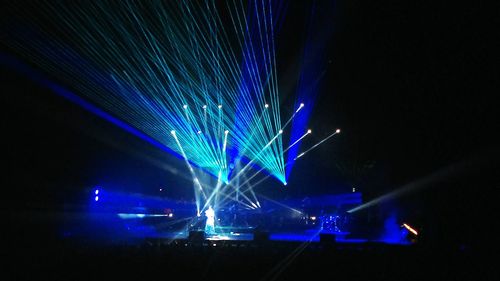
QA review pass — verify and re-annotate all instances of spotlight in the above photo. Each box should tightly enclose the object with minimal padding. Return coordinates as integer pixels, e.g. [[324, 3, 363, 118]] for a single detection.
[[94, 196, 99, 202], [402, 223, 418, 235], [225, 130, 229, 134], [279, 129, 283, 134], [265, 104, 269, 108], [168, 213, 173, 218], [296, 103, 305, 113], [94, 189, 99, 195], [295, 152, 305, 160], [197, 130, 202, 134], [218, 104, 222, 109], [183, 104, 188, 109], [307, 129, 312, 134], [202, 105, 207, 109], [284, 182, 287, 186], [171, 130, 176, 135], [336, 128, 341, 133]]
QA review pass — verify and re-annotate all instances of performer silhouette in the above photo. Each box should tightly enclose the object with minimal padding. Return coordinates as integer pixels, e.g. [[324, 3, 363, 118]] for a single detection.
[[205, 206, 215, 235]]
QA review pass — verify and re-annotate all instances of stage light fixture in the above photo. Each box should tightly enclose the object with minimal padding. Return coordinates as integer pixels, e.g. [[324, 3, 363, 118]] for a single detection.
[[295, 103, 305, 113], [402, 223, 418, 235]]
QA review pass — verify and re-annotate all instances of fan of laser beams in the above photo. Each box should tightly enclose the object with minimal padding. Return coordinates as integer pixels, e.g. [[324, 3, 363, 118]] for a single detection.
[[2, 0, 287, 184]]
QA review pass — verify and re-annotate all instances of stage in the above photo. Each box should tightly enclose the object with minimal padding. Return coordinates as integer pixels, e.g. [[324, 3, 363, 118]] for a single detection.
[[58, 211, 411, 246], [128, 229, 357, 243]]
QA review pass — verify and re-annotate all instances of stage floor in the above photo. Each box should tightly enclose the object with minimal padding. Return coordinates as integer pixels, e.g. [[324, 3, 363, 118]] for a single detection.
[[144, 229, 392, 244]]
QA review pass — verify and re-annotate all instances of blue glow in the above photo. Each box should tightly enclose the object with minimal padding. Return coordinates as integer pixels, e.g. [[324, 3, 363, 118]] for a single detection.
[[379, 213, 411, 245], [270, 233, 320, 242]]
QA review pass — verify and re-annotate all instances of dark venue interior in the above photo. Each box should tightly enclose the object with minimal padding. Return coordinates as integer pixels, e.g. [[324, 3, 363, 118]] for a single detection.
[[1, 1, 498, 280]]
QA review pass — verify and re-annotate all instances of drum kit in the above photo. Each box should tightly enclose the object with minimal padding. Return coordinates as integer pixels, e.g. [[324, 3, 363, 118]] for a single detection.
[[319, 214, 346, 232]]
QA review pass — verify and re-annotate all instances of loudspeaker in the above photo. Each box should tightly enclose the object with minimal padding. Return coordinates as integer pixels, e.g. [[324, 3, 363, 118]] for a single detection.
[[319, 233, 336, 244], [253, 231, 270, 242], [189, 230, 205, 241]]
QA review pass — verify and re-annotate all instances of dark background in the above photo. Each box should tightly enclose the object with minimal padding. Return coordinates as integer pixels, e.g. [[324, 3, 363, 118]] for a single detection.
[[1, 0, 499, 249]]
